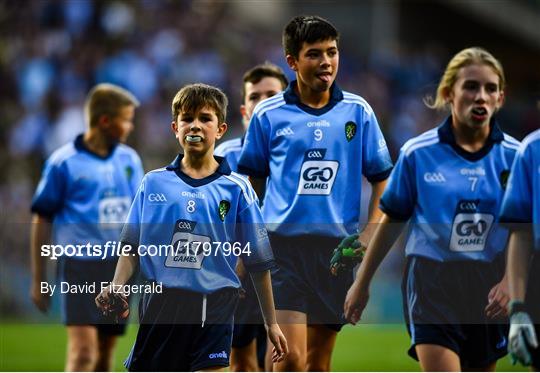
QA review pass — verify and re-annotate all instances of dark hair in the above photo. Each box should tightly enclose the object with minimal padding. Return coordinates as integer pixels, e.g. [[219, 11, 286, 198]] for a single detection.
[[85, 83, 139, 127], [283, 15, 339, 58], [241, 62, 288, 101], [171, 83, 228, 124]]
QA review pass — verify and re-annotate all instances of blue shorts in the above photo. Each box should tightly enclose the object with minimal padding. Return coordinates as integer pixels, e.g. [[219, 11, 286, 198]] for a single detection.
[[58, 258, 126, 335], [525, 253, 540, 368], [232, 275, 267, 368], [270, 234, 353, 332], [402, 255, 508, 368], [125, 286, 239, 371]]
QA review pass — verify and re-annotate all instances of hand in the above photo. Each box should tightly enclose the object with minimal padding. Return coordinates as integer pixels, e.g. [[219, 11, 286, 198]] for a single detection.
[[485, 279, 510, 319], [30, 281, 50, 313], [330, 234, 366, 276], [95, 285, 129, 322], [509, 311, 538, 366], [265, 323, 288, 363], [343, 281, 369, 325]]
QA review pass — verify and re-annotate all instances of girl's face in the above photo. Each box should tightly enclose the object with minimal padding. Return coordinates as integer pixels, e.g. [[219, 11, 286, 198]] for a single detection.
[[446, 63, 504, 131]]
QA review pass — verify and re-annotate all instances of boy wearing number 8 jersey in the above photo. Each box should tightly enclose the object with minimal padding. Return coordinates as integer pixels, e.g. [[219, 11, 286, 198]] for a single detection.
[[96, 83, 288, 371]]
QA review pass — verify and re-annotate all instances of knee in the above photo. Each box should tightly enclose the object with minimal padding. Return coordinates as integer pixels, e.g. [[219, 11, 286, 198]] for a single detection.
[[306, 348, 332, 371], [276, 347, 305, 371], [67, 344, 98, 371], [230, 360, 259, 372]]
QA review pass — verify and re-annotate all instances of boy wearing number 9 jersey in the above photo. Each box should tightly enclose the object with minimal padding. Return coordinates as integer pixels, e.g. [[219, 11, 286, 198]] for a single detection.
[[96, 83, 288, 372]]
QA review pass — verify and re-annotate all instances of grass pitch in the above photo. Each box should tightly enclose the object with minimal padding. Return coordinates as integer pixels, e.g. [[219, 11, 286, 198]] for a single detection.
[[0, 323, 525, 371]]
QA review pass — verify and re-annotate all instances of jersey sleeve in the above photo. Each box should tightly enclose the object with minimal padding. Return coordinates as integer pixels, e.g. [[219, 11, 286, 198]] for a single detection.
[[120, 176, 146, 246], [361, 110, 393, 182], [30, 157, 66, 218], [237, 114, 270, 177], [499, 143, 532, 223], [130, 152, 144, 197], [379, 149, 417, 220], [236, 188, 274, 272]]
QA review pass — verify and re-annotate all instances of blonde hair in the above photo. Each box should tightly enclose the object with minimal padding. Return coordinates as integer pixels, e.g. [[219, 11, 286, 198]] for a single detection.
[[85, 83, 139, 127], [426, 47, 505, 110]]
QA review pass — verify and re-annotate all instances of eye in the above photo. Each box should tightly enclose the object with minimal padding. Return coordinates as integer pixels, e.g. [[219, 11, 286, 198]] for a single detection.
[[485, 83, 499, 93], [463, 81, 478, 91], [328, 50, 337, 57], [249, 94, 261, 102]]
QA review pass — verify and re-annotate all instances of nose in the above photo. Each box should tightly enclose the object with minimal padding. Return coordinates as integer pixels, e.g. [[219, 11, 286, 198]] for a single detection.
[[321, 53, 331, 68], [475, 87, 487, 102], [190, 120, 201, 131]]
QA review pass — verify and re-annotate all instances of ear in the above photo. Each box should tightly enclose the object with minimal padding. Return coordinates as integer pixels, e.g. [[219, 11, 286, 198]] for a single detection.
[[286, 54, 298, 72], [442, 86, 453, 105], [171, 121, 179, 137], [496, 90, 505, 110], [97, 114, 110, 128], [239, 105, 248, 122], [216, 122, 228, 139]]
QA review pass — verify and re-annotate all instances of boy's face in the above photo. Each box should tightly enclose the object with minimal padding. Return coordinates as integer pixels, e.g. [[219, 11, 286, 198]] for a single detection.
[[101, 105, 135, 143], [286, 38, 339, 93], [240, 76, 284, 130], [171, 106, 227, 156]]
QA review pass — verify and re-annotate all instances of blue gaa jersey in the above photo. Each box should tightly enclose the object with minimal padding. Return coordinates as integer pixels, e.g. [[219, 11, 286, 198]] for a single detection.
[[500, 129, 540, 252], [31, 134, 144, 259], [381, 117, 520, 262], [214, 136, 243, 172], [237, 81, 393, 238], [120, 155, 274, 294]]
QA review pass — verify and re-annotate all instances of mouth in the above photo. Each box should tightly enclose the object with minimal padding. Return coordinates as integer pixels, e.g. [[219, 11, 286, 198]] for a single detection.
[[185, 135, 203, 143], [470, 107, 489, 121], [316, 72, 333, 83]]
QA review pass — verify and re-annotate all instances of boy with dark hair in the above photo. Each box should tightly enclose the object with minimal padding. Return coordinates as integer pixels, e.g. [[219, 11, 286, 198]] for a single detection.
[[216, 63, 288, 371], [30, 83, 144, 371], [97, 83, 288, 372], [238, 15, 393, 371]]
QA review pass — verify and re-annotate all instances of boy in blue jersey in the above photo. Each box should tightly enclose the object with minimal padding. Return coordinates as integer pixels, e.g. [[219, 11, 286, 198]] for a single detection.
[[96, 83, 288, 371], [215, 63, 288, 371], [500, 128, 540, 369], [344, 48, 518, 371], [30, 83, 143, 371], [237, 15, 393, 371]]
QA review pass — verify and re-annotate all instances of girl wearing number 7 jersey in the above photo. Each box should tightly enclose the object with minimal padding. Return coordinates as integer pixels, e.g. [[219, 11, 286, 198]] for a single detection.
[[344, 47, 519, 371]]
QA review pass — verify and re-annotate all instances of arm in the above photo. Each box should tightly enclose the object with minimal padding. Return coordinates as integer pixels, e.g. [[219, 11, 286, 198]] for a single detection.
[[30, 214, 52, 312], [95, 244, 138, 314], [507, 229, 533, 303], [344, 213, 406, 324], [250, 270, 288, 362], [358, 179, 387, 245]]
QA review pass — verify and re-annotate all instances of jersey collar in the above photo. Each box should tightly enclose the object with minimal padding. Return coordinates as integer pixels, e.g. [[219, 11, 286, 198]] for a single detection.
[[74, 134, 117, 160], [166, 154, 232, 187], [438, 116, 505, 161], [283, 80, 344, 116]]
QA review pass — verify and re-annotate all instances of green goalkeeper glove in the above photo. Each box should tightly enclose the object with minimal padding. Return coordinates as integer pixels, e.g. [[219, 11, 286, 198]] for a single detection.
[[330, 233, 366, 276]]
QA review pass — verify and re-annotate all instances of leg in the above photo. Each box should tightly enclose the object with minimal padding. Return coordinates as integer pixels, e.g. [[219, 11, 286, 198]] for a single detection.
[[273, 310, 307, 372], [306, 325, 337, 371], [230, 340, 260, 372], [95, 332, 118, 372], [65, 325, 98, 371], [265, 337, 273, 372], [197, 367, 227, 372], [415, 344, 460, 372]]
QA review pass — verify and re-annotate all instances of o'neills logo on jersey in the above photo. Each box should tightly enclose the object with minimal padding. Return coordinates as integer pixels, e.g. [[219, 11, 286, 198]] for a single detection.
[[460, 167, 486, 176], [297, 149, 339, 195], [307, 119, 330, 127]]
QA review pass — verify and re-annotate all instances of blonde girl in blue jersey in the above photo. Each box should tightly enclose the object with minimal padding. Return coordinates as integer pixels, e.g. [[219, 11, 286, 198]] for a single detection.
[[344, 47, 519, 371]]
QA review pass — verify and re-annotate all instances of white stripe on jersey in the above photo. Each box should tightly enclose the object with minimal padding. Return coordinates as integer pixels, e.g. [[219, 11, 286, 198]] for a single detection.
[[224, 173, 255, 205], [342, 92, 374, 116], [402, 130, 439, 156], [48, 143, 78, 166], [215, 138, 242, 156], [254, 95, 286, 117], [502, 134, 520, 150]]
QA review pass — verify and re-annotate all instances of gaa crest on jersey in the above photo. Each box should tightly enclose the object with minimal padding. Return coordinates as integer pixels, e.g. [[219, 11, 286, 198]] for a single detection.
[[345, 121, 357, 142], [218, 200, 230, 221], [297, 149, 339, 195], [500, 169, 510, 190], [125, 166, 133, 182]]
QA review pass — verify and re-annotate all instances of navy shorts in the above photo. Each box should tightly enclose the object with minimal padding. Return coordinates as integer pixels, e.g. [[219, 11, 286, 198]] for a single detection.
[[270, 234, 353, 332], [232, 275, 267, 368], [125, 286, 239, 372], [525, 253, 540, 368], [402, 255, 508, 369], [58, 258, 126, 335]]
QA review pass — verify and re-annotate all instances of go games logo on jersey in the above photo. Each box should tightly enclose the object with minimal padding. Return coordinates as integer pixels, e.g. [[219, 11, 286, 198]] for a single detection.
[[297, 149, 339, 195], [449, 200, 493, 252]]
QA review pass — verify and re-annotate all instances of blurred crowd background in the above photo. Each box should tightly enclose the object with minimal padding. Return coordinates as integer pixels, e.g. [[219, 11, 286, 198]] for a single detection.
[[1, 0, 539, 321]]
